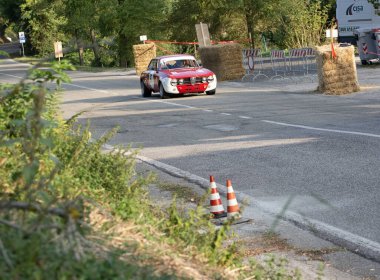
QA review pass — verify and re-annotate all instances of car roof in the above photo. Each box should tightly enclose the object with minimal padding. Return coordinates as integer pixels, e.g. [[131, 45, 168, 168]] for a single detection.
[[155, 54, 196, 60]]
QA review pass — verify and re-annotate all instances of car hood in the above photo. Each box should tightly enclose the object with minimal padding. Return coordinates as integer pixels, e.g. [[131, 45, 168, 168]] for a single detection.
[[162, 68, 214, 79]]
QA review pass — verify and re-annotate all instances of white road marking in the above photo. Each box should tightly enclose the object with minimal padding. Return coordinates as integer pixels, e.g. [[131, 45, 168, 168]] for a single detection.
[[262, 120, 380, 139], [0, 72, 23, 79], [0, 65, 248, 119], [5, 67, 379, 142], [63, 83, 109, 94], [0, 72, 110, 94], [131, 96, 197, 109]]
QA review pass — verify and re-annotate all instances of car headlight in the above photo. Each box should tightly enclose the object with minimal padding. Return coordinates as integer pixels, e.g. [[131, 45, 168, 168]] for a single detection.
[[170, 78, 178, 86], [178, 79, 184, 84], [202, 77, 207, 83], [207, 75, 214, 82]]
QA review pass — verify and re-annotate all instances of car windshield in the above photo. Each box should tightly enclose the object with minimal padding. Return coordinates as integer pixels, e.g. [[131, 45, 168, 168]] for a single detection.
[[161, 59, 199, 69]]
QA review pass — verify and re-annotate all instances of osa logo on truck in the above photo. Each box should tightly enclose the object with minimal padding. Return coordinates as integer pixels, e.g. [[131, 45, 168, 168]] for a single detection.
[[346, 3, 364, 15]]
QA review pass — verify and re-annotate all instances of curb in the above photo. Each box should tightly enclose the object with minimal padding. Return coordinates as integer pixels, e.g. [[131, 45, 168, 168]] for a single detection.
[[111, 147, 380, 263]]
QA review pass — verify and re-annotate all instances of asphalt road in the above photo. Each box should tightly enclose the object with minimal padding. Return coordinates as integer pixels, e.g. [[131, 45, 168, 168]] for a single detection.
[[1, 59, 380, 263]]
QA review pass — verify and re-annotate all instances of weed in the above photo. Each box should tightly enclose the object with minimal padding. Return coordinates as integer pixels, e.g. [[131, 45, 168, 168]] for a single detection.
[[157, 181, 203, 204], [0, 61, 303, 279]]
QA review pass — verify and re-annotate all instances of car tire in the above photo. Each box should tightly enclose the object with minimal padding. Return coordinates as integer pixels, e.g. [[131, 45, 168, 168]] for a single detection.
[[206, 89, 216, 95], [159, 83, 169, 99], [361, 60, 368, 65], [141, 80, 151, 97]]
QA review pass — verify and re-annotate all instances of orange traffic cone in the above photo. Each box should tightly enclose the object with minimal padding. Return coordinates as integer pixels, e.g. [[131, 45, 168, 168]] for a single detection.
[[209, 176, 226, 218], [226, 179, 241, 219]]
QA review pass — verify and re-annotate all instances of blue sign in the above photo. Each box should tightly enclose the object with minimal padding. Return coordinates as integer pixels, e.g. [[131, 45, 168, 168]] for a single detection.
[[19, 32, 26, 43]]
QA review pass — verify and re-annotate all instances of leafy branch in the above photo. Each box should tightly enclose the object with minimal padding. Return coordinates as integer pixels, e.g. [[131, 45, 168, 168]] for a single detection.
[[368, 0, 380, 15]]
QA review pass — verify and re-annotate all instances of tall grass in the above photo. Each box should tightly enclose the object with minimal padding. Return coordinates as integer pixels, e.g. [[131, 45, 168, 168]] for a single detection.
[[0, 61, 301, 279]]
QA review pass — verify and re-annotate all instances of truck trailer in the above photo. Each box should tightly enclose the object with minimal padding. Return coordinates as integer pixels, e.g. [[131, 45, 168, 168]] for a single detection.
[[337, 0, 380, 44]]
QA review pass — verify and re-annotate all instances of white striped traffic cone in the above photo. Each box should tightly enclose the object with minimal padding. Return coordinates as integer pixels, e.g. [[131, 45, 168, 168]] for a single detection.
[[209, 176, 226, 218], [226, 179, 241, 220]]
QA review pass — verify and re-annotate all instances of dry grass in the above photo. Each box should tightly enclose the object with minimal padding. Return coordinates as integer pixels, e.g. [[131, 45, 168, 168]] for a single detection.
[[241, 232, 293, 257], [87, 205, 236, 280], [294, 248, 341, 262], [240, 231, 341, 262], [157, 182, 205, 205], [316, 44, 360, 95]]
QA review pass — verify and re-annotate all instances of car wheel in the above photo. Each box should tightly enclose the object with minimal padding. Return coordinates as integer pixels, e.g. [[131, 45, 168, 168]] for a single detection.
[[206, 89, 216, 95], [361, 60, 368, 65], [159, 83, 169, 99], [140, 80, 151, 97]]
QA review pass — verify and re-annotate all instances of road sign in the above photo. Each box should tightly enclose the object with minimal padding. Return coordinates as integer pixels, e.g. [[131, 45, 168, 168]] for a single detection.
[[54, 41, 63, 59], [195, 23, 211, 47], [19, 32, 26, 44], [326, 29, 338, 38], [140, 35, 147, 42]]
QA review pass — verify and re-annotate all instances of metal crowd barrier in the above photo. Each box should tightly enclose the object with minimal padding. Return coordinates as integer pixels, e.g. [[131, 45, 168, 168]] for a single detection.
[[288, 48, 307, 74], [242, 48, 269, 81], [241, 47, 317, 81], [303, 47, 317, 74], [270, 50, 288, 79]]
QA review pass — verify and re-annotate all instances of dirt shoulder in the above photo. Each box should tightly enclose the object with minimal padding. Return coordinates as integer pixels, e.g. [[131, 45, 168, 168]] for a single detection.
[[136, 160, 380, 280]]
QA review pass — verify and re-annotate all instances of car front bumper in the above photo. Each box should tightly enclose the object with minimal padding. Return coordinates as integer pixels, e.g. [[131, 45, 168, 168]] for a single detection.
[[161, 76, 217, 94]]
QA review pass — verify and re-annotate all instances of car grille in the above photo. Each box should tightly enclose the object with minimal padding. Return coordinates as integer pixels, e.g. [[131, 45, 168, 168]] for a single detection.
[[182, 77, 204, 84]]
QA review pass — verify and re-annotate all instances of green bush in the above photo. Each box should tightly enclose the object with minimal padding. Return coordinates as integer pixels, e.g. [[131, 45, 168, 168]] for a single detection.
[[64, 49, 95, 66], [0, 61, 159, 278]]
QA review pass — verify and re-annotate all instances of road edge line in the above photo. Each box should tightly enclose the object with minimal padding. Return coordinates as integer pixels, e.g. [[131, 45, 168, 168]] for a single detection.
[[102, 144, 380, 263]]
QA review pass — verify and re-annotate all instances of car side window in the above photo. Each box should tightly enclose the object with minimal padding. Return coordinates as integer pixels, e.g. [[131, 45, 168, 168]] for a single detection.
[[148, 60, 157, 71], [160, 61, 168, 70]]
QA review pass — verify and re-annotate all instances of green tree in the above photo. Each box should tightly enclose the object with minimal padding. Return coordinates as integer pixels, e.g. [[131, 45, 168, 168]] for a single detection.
[[169, 0, 280, 48], [0, 0, 24, 42], [368, 0, 380, 15], [63, 0, 102, 66], [239, 0, 274, 48], [320, 0, 336, 23], [21, 0, 66, 56], [98, 0, 169, 67], [272, 0, 330, 48], [168, 0, 245, 48]]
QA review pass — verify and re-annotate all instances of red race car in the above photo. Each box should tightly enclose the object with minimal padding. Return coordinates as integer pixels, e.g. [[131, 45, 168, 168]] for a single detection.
[[140, 54, 217, 98]]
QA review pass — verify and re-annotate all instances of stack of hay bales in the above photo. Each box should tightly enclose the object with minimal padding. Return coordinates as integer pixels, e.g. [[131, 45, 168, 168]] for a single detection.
[[316, 44, 360, 95], [133, 43, 156, 76], [198, 44, 245, 81]]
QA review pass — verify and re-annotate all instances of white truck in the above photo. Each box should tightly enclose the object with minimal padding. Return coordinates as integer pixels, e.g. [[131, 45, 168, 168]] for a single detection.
[[337, 0, 380, 44]]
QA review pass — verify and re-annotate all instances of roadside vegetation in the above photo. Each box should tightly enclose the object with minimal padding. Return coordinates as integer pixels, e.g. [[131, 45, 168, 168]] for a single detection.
[[0, 0, 337, 68], [0, 62, 305, 278]]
